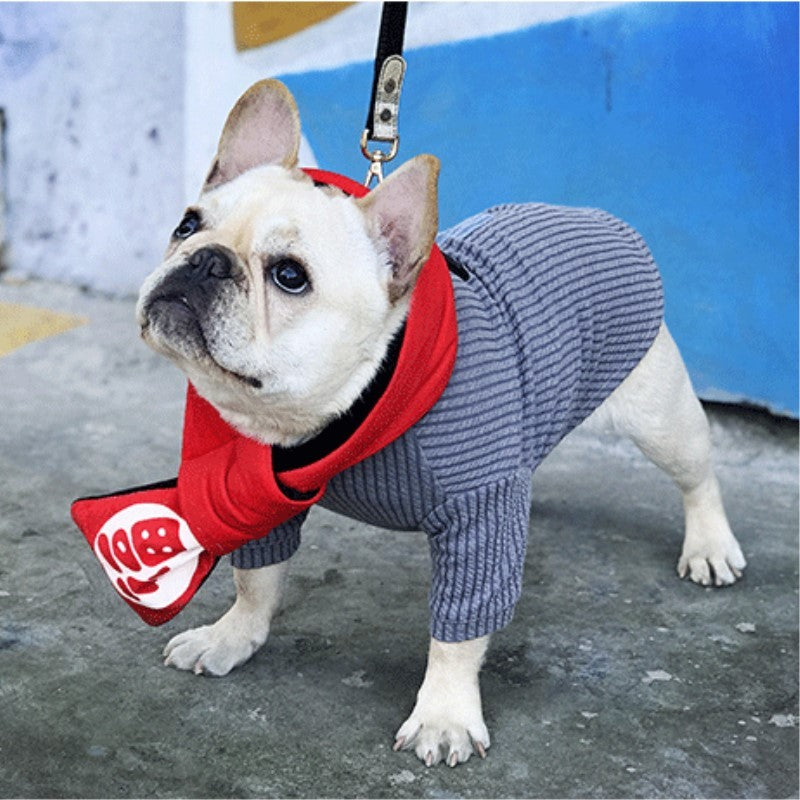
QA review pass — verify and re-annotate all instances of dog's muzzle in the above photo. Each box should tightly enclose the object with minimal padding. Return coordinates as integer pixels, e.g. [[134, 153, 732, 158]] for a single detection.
[[144, 245, 237, 317], [141, 245, 262, 387]]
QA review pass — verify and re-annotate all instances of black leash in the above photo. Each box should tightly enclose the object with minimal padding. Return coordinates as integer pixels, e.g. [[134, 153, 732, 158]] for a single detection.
[[361, 2, 408, 186], [365, 2, 408, 138]]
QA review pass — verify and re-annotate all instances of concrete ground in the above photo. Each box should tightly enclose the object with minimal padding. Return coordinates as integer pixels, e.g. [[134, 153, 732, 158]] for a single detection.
[[0, 276, 797, 799]]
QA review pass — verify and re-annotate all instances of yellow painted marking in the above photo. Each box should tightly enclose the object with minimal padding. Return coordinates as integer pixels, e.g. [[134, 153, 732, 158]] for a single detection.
[[0, 302, 86, 357], [232, 2, 355, 51]]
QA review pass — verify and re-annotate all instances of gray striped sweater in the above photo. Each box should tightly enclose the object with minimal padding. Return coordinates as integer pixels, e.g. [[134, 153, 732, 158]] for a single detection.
[[232, 203, 664, 642]]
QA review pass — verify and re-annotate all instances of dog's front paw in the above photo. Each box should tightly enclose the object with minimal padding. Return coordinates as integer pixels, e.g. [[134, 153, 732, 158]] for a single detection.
[[394, 636, 491, 766], [393, 690, 490, 767], [163, 610, 269, 676]]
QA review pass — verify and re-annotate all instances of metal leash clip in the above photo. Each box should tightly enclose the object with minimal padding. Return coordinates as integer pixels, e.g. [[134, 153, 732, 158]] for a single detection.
[[361, 54, 406, 187]]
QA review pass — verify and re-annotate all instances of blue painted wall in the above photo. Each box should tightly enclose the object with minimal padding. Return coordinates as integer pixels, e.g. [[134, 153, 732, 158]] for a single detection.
[[282, 3, 798, 416]]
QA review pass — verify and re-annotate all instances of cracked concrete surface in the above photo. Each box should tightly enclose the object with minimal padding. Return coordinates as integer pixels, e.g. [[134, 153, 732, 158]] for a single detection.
[[0, 278, 797, 798]]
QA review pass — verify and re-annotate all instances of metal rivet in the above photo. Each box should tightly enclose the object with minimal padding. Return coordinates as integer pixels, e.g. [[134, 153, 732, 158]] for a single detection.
[[384, 79, 397, 94], [380, 109, 392, 122]]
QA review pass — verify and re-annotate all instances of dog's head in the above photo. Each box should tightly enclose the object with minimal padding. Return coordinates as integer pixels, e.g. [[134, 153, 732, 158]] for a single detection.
[[136, 80, 439, 445]]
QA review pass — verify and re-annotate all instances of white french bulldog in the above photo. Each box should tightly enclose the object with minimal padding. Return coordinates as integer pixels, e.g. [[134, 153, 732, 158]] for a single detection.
[[136, 80, 746, 768]]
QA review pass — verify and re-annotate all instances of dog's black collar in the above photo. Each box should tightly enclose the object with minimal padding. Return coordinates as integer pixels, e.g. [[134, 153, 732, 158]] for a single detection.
[[443, 252, 470, 282], [273, 324, 406, 472]]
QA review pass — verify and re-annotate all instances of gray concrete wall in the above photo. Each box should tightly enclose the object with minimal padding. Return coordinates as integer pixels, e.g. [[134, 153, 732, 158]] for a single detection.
[[0, 2, 185, 296]]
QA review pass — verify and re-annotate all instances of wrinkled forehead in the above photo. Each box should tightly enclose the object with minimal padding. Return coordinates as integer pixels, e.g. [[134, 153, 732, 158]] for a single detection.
[[200, 167, 334, 224], [192, 165, 382, 283]]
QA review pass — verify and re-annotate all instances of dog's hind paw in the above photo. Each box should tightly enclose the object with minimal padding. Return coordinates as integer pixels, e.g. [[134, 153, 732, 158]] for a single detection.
[[677, 532, 746, 587]]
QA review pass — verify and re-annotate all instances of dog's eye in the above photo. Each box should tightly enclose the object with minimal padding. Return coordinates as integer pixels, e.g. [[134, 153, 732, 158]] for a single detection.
[[270, 259, 310, 295], [173, 210, 202, 239]]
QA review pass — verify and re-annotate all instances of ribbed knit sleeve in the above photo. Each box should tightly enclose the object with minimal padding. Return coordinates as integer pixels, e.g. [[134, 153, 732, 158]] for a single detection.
[[422, 469, 533, 642], [230, 510, 307, 569]]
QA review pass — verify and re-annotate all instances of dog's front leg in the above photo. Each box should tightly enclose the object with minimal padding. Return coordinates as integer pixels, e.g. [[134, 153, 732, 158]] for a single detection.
[[394, 635, 491, 767], [163, 562, 288, 676]]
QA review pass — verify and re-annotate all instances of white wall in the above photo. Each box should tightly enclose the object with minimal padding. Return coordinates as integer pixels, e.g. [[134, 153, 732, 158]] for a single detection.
[[183, 2, 320, 205], [0, 2, 185, 296]]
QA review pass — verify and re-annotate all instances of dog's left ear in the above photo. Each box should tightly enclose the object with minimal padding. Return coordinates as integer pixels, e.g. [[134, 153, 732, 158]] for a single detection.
[[358, 155, 440, 304], [204, 79, 301, 190]]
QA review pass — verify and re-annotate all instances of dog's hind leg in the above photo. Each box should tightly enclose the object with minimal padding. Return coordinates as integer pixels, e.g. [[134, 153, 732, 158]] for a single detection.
[[588, 322, 746, 586], [163, 561, 289, 675]]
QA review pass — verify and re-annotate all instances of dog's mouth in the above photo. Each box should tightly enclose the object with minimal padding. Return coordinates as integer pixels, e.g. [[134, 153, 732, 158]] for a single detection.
[[141, 293, 263, 389]]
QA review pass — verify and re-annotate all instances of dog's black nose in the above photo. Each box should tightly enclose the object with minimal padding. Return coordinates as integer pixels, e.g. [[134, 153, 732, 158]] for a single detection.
[[187, 246, 234, 281]]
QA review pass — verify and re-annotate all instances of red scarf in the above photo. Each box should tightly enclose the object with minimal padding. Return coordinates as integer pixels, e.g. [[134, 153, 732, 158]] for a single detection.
[[72, 169, 457, 625]]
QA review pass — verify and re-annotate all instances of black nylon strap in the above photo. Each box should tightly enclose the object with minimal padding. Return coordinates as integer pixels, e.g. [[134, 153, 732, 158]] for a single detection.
[[365, 2, 408, 138]]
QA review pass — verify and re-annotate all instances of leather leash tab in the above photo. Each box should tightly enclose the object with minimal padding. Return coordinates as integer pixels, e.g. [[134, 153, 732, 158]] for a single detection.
[[371, 54, 406, 143], [361, 2, 408, 186]]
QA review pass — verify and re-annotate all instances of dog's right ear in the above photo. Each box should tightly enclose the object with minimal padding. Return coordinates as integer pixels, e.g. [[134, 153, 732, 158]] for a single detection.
[[204, 80, 301, 190]]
